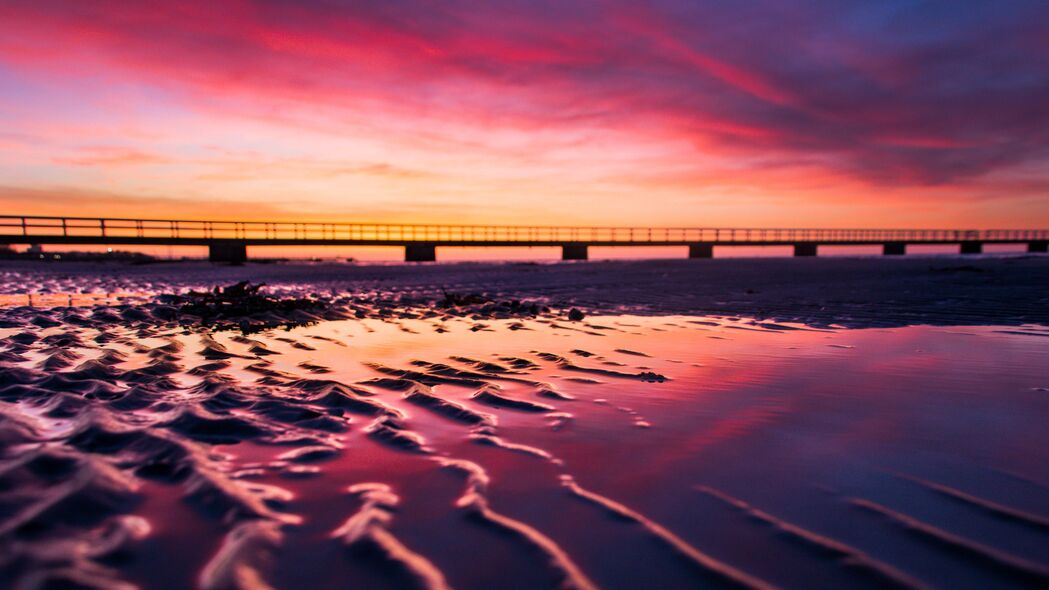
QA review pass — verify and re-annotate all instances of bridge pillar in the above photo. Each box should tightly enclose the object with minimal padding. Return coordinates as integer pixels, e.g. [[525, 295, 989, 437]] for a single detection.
[[208, 242, 247, 264], [562, 243, 588, 261], [883, 242, 906, 256], [960, 241, 983, 255], [1028, 241, 1048, 253], [688, 243, 714, 259], [793, 243, 818, 257], [405, 244, 436, 262]]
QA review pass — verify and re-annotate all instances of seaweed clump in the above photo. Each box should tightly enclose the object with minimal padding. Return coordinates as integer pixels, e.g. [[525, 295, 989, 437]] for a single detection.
[[174, 282, 327, 333], [436, 291, 491, 307], [436, 291, 549, 318]]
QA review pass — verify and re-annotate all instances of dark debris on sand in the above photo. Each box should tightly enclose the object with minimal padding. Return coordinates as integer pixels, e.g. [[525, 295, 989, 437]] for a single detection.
[[168, 281, 329, 333], [0, 282, 566, 336], [437, 290, 550, 318]]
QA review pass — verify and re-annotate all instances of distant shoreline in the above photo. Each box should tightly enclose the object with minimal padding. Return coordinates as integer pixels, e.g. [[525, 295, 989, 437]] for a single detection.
[[2, 255, 1047, 328]]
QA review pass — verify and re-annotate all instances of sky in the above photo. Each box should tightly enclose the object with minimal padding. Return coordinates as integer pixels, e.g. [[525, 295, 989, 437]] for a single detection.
[[2, 0, 1049, 229]]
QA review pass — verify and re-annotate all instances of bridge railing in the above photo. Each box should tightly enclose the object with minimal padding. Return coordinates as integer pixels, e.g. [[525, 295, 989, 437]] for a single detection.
[[1, 215, 1048, 243]]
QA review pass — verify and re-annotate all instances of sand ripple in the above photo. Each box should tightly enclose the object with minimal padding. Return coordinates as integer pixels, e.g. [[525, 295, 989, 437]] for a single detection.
[[332, 483, 450, 590], [1, 275, 1047, 588]]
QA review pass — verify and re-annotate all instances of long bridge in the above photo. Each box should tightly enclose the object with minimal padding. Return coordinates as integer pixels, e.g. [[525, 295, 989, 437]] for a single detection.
[[2, 215, 1047, 263]]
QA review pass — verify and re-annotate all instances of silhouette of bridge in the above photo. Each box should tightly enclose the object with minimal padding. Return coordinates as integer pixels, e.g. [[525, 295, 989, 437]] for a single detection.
[[2, 215, 1047, 263]]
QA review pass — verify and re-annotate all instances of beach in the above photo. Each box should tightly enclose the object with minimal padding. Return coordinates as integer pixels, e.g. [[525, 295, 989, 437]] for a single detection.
[[2, 255, 1048, 326], [1, 256, 1049, 589], [6, 0, 1049, 586]]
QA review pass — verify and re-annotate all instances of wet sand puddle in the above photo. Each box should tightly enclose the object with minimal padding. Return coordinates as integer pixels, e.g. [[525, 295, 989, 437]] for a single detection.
[[2, 313, 1049, 589]]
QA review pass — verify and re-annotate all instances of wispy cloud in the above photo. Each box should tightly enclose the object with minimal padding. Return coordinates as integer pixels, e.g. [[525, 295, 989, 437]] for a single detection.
[[51, 146, 170, 167], [1, 0, 1047, 225]]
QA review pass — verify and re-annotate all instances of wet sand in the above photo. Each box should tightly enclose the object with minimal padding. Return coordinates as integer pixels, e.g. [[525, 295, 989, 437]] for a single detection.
[[2, 255, 1048, 327], [1, 257, 1049, 589]]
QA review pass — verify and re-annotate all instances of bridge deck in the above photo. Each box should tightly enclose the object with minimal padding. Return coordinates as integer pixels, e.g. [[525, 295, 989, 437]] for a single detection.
[[2, 215, 1048, 261]]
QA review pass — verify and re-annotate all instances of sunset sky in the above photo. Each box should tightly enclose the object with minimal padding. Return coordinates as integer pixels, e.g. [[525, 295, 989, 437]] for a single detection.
[[2, 0, 1048, 228]]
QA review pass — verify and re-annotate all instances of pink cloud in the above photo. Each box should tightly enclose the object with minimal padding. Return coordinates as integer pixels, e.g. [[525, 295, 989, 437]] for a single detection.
[[0, 0, 1047, 226]]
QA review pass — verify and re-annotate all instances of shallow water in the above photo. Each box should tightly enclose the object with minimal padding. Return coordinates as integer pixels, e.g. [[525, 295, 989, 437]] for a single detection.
[[2, 312, 1049, 589]]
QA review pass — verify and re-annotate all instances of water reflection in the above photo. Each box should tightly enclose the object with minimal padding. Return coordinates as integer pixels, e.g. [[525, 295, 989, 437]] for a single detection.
[[2, 314, 1048, 589]]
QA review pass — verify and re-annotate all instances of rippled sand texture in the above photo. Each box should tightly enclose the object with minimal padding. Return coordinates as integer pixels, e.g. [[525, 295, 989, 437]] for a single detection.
[[2, 309, 1049, 589]]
